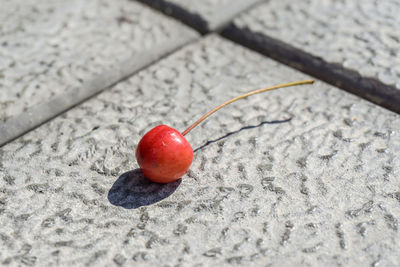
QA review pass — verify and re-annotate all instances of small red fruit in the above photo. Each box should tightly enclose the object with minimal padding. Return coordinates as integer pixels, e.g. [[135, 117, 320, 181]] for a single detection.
[[136, 80, 314, 183], [136, 125, 193, 183]]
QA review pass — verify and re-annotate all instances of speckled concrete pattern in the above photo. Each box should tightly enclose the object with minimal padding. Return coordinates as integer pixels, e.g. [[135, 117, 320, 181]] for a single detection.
[[1, 35, 399, 266], [232, 0, 400, 90], [0, 0, 197, 123]]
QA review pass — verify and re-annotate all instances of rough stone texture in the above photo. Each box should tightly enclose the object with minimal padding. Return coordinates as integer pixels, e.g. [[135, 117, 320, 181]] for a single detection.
[[232, 0, 400, 90], [0, 35, 399, 266], [0, 0, 197, 123], [137, 0, 261, 32]]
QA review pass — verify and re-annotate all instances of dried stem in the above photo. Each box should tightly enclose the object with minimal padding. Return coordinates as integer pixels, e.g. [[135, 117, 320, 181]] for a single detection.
[[181, 79, 314, 136]]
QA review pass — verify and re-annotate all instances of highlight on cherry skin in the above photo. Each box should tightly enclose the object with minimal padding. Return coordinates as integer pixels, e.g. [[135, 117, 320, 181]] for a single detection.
[[135, 80, 314, 183]]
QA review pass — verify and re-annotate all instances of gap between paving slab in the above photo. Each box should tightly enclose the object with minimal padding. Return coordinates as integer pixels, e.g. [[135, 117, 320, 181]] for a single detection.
[[223, 0, 400, 114], [134, 0, 400, 114], [0, 38, 198, 147], [135, 0, 262, 34], [220, 24, 400, 114]]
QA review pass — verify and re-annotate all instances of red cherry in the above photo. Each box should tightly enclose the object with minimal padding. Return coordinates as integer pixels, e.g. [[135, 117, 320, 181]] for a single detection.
[[136, 125, 193, 183], [135, 80, 314, 183]]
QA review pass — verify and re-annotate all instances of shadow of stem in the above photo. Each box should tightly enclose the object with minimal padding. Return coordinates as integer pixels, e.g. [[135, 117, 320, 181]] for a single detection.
[[194, 118, 292, 152]]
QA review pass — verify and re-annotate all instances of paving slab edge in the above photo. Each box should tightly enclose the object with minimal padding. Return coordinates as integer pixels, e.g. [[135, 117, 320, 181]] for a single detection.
[[0, 35, 199, 147], [220, 24, 400, 114]]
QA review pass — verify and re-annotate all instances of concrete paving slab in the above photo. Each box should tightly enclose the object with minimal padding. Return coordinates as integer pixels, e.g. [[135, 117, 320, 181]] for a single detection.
[[136, 0, 261, 33], [222, 0, 400, 113], [0, 0, 198, 123], [0, 35, 399, 266]]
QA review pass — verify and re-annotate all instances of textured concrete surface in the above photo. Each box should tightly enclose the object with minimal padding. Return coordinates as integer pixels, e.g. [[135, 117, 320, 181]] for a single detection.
[[0, 0, 197, 123], [232, 0, 400, 90], [137, 0, 261, 32], [1, 35, 399, 266]]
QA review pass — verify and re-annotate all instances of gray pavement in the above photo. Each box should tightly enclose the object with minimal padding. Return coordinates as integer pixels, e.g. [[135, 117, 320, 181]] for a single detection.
[[0, 0, 198, 124], [1, 35, 399, 266], [1, 0, 400, 266]]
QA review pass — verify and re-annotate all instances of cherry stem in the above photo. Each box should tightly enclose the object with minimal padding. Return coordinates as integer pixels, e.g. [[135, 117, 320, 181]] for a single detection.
[[181, 79, 314, 136]]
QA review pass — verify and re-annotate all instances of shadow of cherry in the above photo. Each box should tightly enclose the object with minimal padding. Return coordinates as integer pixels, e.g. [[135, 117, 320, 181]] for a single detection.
[[107, 169, 181, 209]]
